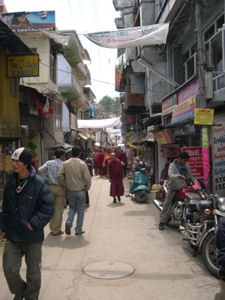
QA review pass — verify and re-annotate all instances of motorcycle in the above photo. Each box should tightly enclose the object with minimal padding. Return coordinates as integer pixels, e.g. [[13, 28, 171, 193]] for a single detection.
[[154, 178, 206, 226], [129, 164, 150, 203], [183, 193, 225, 276]]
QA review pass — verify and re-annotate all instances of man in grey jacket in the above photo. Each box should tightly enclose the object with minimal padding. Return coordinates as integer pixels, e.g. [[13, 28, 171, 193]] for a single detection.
[[58, 146, 91, 236], [159, 151, 193, 230]]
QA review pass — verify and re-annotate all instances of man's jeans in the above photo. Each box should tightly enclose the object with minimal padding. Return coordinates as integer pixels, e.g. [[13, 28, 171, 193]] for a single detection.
[[66, 190, 86, 233], [3, 240, 42, 300], [160, 189, 176, 224]]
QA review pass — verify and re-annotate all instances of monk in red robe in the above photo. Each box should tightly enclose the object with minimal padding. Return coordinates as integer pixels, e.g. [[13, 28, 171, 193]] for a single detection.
[[95, 149, 105, 177], [108, 152, 124, 203]]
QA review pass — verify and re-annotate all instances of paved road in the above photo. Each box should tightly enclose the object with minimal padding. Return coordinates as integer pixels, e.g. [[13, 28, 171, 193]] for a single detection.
[[0, 176, 219, 300]]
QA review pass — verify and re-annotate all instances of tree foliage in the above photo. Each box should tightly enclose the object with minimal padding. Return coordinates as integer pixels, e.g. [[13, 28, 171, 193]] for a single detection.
[[98, 95, 121, 116]]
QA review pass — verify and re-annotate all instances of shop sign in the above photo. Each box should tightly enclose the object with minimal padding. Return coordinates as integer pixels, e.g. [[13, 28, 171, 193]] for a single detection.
[[0, 125, 21, 138], [212, 122, 225, 196], [194, 108, 214, 125], [162, 93, 177, 115], [177, 78, 199, 104], [153, 130, 172, 144], [171, 96, 195, 124], [7, 55, 39, 78], [181, 146, 210, 187]]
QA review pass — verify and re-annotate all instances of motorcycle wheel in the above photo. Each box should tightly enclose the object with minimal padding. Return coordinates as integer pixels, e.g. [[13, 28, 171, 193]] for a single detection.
[[134, 190, 148, 203], [201, 231, 219, 276]]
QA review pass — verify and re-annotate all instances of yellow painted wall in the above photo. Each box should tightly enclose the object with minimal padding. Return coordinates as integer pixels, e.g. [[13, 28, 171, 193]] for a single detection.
[[0, 48, 20, 125]]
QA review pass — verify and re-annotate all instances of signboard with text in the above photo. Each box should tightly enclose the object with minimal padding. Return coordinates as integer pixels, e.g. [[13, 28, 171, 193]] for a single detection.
[[194, 108, 214, 125], [7, 55, 39, 78], [181, 146, 210, 187], [1, 11, 55, 32], [212, 121, 225, 196]]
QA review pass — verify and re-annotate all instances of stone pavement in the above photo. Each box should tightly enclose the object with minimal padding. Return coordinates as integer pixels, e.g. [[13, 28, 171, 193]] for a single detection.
[[0, 176, 220, 300]]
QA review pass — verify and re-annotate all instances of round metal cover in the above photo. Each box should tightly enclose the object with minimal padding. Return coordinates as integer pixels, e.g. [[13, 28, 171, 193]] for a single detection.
[[83, 261, 134, 279]]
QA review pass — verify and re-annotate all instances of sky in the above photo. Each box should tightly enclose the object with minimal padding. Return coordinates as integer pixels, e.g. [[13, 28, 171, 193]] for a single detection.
[[3, 0, 120, 102]]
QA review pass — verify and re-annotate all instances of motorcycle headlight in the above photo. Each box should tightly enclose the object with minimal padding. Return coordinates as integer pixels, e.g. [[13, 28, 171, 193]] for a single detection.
[[218, 197, 225, 211]]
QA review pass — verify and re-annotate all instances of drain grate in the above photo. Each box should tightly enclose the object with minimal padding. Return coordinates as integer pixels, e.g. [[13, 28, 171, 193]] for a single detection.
[[83, 261, 135, 279]]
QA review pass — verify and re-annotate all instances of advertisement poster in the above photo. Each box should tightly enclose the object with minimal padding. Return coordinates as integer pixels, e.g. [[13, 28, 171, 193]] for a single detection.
[[181, 146, 210, 187], [1, 11, 55, 32], [212, 121, 225, 196]]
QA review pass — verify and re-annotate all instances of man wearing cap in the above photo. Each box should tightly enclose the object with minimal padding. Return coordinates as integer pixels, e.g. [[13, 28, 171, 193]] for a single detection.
[[0, 147, 54, 300], [38, 149, 66, 236]]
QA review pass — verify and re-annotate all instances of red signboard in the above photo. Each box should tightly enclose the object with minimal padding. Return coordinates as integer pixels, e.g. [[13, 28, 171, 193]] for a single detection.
[[181, 146, 210, 187]]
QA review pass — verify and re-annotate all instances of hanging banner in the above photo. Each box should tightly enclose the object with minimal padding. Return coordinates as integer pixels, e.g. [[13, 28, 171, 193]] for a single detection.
[[77, 117, 121, 129], [194, 108, 214, 125], [85, 23, 169, 49]]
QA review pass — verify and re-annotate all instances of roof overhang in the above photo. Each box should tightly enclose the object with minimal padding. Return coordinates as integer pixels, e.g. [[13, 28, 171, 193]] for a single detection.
[[0, 20, 33, 54]]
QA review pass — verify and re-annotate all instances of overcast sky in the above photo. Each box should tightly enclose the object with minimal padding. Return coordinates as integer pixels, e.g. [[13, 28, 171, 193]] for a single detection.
[[3, 0, 120, 101]]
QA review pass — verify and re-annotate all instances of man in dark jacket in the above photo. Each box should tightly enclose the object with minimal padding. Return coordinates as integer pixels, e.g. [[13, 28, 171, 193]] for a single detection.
[[215, 218, 225, 299], [0, 147, 54, 300]]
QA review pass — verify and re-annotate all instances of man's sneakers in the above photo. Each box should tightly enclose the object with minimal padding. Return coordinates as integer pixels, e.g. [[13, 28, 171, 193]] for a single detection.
[[75, 231, 85, 236], [65, 222, 71, 235], [159, 223, 165, 230], [51, 231, 64, 236]]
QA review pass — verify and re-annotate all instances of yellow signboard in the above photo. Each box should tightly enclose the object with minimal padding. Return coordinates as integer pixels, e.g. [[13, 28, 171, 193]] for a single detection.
[[7, 54, 39, 77], [153, 130, 172, 144], [194, 108, 214, 125]]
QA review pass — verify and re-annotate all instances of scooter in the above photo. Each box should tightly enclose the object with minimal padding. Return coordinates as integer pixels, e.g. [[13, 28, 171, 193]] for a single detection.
[[129, 163, 150, 203]]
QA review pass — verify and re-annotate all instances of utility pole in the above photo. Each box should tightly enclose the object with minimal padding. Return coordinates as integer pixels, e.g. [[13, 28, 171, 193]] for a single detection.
[[195, 0, 206, 108]]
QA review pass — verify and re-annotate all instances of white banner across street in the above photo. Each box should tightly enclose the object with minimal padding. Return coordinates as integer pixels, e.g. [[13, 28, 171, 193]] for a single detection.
[[77, 117, 121, 129], [85, 23, 169, 48]]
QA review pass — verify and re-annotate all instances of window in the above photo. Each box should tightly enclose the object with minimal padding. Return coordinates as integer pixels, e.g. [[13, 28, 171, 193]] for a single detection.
[[182, 43, 197, 81], [204, 13, 225, 90], [54, 101, 62, 129], [50, 50, 57, 84]]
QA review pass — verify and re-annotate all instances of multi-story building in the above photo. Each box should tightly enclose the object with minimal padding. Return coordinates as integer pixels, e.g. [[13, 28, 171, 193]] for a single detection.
[[58, 30, 94, 152], [113, 0, 225, 195]]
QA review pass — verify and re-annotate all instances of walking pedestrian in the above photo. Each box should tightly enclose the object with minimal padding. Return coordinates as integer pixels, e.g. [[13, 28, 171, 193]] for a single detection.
[[0, 147, 54, 300], [57, 146, 91, 236], [38, 148, 66, 236], [215, 218, 225, 300], [108, 152, 124, 203]]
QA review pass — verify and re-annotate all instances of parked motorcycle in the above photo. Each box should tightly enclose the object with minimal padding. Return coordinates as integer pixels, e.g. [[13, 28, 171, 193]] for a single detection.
[[130, 163, 150, 203], [183, 193, 225, 276], [154, 178, 206, 225]]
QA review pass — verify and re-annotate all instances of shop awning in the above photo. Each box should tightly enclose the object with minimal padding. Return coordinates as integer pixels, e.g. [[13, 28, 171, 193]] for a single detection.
[[0, 20, 33, 54]]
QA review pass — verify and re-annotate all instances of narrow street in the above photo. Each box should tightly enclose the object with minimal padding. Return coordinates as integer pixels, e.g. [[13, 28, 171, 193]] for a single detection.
[[0, 176, 219, 300]]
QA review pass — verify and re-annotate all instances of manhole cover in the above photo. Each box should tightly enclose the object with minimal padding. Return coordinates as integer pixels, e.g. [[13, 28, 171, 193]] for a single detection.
[[83, 261, 134, 279]]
